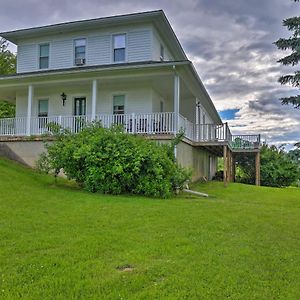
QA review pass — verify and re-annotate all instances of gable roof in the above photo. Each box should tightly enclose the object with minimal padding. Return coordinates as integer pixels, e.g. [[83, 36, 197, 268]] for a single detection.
[[0, 10, 187, 61]]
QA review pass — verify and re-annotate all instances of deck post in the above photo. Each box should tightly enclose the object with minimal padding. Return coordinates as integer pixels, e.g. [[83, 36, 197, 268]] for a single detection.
[[26, 85, 33, 136], [255, 151, 261, 186], [232, 155, 236, 182], [223, 145, 228, 186], [91, 79, 97, 121], [228, 149, 232, 182]]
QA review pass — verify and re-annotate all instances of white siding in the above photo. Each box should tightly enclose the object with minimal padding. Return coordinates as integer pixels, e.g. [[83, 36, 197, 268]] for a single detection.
[[51, 39, 73, 69], [87, 35, 111, 65], [16, 84, 153, 117], [17, 44, 38, 73], [152, 90, 172, 113], [97, 86, 152, 114], [16, 25, 153, 73], [180, 97, 196, 123], [127, 30, 152, 62], [152, 29, 174, 61]]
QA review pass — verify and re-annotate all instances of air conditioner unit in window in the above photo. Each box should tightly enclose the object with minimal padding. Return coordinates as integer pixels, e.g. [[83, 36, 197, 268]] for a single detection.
[[75, 58, 86, 66]]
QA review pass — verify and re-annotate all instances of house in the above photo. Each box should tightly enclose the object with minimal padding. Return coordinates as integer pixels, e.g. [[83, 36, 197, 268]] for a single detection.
[[0, 10, 261, 184]]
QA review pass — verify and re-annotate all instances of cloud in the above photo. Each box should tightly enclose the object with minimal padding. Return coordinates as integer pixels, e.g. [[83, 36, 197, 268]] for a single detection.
[[0, 0, 299, 145]]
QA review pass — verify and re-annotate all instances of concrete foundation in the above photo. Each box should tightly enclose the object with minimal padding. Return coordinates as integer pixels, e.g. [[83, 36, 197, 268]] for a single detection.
[[0, 141, 46, 167], [0, 138, 217, 182], [176, 142, 217, 181]]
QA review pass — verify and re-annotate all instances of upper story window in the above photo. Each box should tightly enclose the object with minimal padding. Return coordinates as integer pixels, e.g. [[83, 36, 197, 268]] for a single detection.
[[74, 38, 86, 66], [160, 44, 164, 61], [39, 44, 49, 69], [113, 34, 126, 62]]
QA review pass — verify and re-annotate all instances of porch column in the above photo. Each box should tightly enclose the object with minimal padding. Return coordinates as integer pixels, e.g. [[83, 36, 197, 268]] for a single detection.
[[26, 85, 33, 136], [91, 79, 97, 121], [255, 152, 261, 186], [174, 73, 180, 133]]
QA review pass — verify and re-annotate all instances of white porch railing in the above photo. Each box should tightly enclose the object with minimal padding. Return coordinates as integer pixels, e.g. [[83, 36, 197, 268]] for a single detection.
[[0, 113, 260, 150]]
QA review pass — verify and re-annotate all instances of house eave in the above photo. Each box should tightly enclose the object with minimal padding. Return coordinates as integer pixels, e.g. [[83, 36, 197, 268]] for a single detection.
[[0, 60, 190, 82], [0, 10, 164, 44]]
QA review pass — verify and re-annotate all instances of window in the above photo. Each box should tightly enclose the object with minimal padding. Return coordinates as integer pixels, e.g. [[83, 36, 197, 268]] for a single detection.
[[113, 34, 126, 62], [38, 99, 48, 117], [113, 95, 125, 114], [160, 100, 164, 112], [160, 44, 164, 61], [38, 99, 48, 128], [39, 44, 49, 69], [74, 39, 86, 65]]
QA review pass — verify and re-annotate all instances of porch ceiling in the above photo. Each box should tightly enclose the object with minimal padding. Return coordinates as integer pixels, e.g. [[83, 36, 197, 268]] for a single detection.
[[0, 67, 194, 104]]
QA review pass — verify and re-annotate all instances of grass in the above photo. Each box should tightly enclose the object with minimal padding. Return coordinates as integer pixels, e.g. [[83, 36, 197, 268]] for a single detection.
[[0, 157, 300, 299]]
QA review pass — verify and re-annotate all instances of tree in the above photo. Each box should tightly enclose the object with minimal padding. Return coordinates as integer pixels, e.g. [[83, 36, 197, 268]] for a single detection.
[[0, 38, 16, 75], [0, 38, 16, 118], [0, 101, 15, 118], [235, 144, 299, 187], [274, 0, 300, 108], [260, 144, 299, 187]]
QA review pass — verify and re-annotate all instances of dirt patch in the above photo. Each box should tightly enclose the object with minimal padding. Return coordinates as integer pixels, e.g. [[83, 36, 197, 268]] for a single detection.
[[116, 264, 134, 272]]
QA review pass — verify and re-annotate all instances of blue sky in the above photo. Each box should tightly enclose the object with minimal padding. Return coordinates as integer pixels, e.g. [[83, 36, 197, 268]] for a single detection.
[[0, 0, 299, 146], [219, 109, 239, 121]]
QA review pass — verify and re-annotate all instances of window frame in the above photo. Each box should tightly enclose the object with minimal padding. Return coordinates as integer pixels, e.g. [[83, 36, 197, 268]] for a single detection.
[[74, 38, 87, 66], [38, 98, 49, 129], [39, 43, 50, 69], [112, 94, 126, 115], [38, 99, 49, 117], [112, 33, 127, 63]]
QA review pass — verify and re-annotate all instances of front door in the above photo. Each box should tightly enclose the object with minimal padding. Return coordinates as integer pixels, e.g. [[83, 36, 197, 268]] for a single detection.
[[74, 97, 86, 132]]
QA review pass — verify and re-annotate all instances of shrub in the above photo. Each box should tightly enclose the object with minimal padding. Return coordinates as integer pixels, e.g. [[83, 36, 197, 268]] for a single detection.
[[38, 122, 190, 198]]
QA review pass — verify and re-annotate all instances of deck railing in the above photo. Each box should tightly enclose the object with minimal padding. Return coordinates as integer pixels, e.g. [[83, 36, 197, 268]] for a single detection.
[[0, 113, 260, 150], [230, 134, 261, 150]]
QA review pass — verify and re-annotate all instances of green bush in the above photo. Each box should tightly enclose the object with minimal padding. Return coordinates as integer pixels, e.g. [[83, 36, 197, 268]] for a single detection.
[[0, 101, 15, 118], [38, 122, 190, 198], [260, 144, 300, 187]]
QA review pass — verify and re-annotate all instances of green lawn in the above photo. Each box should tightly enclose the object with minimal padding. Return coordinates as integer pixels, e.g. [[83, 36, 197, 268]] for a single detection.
[[1, 157, 300, 299]]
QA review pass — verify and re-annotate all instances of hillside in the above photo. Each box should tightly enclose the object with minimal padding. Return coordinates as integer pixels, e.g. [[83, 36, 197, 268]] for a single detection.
[[0, 157, 300, 299]]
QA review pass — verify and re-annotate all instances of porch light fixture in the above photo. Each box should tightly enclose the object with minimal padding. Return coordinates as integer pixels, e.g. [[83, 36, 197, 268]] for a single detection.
[[61, 92, 67, 106]]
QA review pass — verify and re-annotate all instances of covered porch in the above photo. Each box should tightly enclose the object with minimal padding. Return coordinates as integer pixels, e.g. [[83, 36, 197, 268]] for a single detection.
[[0, 62, 202, 137], [0, 61, 261, 150]]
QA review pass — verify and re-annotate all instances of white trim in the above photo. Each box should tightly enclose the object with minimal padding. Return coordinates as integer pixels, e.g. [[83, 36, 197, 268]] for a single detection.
[[73, 37, 87, 66], [26, 85, 33, 136], [73, 95, 87, 116], [38, 42, 51, 70], [174, 73, 180, 133], [35, 97, 50, 117], [91, 79, 97, 120], [111, 93, 127, 114], [111, 32, 127, 63]]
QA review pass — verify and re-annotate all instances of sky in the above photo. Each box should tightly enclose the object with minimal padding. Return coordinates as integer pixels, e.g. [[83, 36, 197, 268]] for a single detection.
[[0, 0, 299, 147]]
